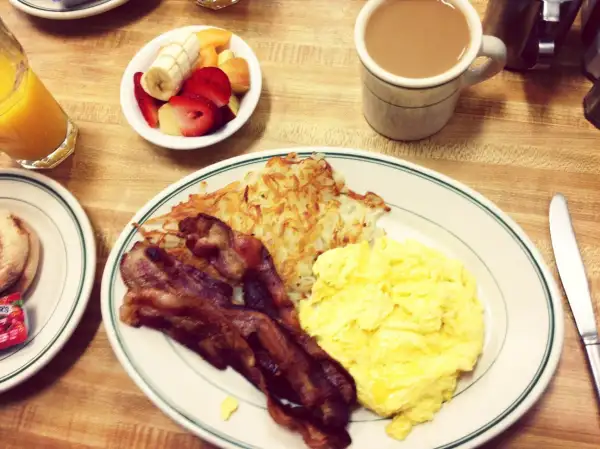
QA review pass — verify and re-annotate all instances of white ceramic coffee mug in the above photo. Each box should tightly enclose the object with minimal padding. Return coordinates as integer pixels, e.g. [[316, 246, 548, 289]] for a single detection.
[[355, 0, 507, 141]]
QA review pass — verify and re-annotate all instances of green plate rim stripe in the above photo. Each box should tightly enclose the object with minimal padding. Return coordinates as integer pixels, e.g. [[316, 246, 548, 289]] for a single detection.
[[17, 0, 113, 12]]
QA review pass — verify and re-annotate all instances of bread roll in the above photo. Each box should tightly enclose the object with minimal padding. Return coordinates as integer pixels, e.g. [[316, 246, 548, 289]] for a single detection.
[[0, 210, 30, 294], [6, 220, 40, 295]]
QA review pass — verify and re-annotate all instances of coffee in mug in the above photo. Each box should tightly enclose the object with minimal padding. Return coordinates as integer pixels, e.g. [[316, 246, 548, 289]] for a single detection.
[[365, 0, 471, 79], [355, 0, 507, 141]]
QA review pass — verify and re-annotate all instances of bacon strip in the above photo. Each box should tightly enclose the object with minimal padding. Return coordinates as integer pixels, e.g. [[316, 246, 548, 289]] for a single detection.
[[119, 243, 352, 449], [179, 214, 357, 405], [121, 242, 233, 306]]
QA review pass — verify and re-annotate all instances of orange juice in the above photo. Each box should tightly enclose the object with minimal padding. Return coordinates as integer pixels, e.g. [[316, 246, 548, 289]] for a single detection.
[[0, 54, 68, 161]]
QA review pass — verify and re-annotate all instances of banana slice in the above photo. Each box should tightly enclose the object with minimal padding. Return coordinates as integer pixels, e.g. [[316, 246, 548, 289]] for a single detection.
[[141, 56, 185, 102], [141, 32, 201, 101]]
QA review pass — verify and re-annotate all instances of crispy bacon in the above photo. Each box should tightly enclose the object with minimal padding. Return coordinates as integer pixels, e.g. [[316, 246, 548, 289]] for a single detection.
[[179, 214, 357, 405], [121, 242, 232, 307], [119, 243, 352, 448], [268, 397, 351, 449], [179, 214, 295, 317], [120, 242, 235, 369], [121, 289, 251, 372]]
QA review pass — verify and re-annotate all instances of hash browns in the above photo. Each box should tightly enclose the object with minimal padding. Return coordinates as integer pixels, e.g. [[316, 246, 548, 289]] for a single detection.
[[141, 153, 390, 303]]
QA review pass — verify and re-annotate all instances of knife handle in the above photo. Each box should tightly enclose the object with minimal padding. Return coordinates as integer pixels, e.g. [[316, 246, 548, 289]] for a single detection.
[[585, 342, 600, 403]]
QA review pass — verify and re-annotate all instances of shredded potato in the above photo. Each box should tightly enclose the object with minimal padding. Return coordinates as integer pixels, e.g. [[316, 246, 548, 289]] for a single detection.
[[140, 153, 390, 302]]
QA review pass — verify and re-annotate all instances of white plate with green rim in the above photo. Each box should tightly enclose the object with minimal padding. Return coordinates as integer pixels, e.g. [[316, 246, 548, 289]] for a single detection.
[[100, 148, 564, 449], [9, 0, 129, 20], [0, 168, 96, 393]]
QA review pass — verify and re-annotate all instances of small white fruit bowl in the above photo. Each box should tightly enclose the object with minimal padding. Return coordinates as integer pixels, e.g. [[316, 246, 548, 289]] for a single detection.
[[120, 25, 262, 150]]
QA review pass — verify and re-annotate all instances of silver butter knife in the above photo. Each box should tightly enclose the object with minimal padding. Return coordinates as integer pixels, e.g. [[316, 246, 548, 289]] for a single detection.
[[550, 193, 600, 403]]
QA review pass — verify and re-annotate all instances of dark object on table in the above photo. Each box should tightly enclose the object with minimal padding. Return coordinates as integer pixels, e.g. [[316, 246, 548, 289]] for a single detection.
[[583, 31, 600, 80], [483, 0, 583, 71], [584, 78, 600, 129], [582, 0, 600, 45]]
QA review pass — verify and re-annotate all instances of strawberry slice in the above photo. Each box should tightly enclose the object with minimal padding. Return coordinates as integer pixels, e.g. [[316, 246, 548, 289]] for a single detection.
[[133, 72, 160, 128], [168, 95, 220, 137], [181, 67, 232, 108]]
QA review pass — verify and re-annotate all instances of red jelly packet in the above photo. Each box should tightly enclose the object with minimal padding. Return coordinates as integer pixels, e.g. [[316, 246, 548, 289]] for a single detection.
[[0, 293, 29, 350]]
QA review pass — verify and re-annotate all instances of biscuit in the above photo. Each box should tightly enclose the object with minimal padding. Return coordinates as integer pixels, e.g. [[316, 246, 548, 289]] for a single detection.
[[0, 210, 30, 294], [6, 220, 40, 295]]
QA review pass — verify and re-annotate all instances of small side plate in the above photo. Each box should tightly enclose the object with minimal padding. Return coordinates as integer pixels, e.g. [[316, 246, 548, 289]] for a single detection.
[[0, 169, 96, 393], [9, 0, 130, 20]]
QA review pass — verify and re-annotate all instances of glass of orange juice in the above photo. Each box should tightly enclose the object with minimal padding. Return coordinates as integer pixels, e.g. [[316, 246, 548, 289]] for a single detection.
[[0, 19, 77, 169]]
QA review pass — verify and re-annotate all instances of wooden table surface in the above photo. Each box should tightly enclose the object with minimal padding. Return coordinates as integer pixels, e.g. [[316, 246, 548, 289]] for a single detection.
[[1, 0, 599, 447]]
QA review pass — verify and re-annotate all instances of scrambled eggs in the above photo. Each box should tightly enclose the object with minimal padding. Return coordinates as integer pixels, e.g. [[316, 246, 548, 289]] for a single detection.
[[298, 237, 484, 440]]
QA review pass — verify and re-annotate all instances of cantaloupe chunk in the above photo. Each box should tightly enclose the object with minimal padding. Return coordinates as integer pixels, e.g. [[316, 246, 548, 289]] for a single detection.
[[219, 57, 250, 94], [196, 28, 232, 50], [195, 46, 218, 69]]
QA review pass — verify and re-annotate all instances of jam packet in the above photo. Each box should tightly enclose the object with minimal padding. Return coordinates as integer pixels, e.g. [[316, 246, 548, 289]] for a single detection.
[[0, 293, 29, 351]]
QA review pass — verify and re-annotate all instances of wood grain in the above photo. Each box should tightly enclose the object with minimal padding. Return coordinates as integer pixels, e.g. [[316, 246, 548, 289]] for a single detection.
[[1, 0, 599, 447]]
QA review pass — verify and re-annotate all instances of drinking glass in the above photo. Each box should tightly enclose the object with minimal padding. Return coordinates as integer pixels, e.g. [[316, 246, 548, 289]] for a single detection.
[[196, 0, 241, 10], [0, 19, 78, 169]]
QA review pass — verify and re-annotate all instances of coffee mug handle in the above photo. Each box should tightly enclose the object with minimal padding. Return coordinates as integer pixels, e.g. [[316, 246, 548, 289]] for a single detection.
[[463, 36, 507, 87]]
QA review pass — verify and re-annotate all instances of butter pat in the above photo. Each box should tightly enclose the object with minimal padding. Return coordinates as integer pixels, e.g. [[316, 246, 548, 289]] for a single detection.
[[220, 396, 239, 421]]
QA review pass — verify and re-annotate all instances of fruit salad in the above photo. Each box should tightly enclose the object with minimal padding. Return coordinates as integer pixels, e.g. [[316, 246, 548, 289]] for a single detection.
[[134, 28, 251, 137]]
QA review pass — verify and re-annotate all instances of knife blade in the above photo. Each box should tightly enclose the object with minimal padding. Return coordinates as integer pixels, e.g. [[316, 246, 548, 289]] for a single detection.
[[549, 193, 600, 403]]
